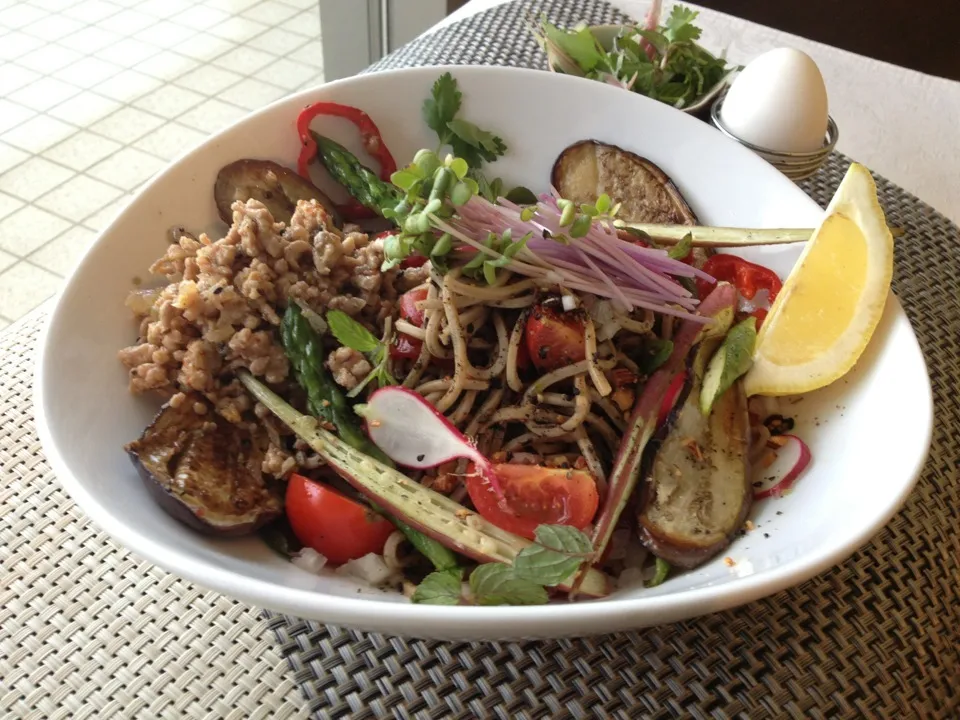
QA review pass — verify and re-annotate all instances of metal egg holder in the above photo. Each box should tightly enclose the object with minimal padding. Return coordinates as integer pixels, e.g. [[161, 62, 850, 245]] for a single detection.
[[707, 91, 839, 181]]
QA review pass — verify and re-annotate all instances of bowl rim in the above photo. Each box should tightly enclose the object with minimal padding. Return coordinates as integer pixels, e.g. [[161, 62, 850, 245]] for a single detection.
[[34, 64, 933, 636]]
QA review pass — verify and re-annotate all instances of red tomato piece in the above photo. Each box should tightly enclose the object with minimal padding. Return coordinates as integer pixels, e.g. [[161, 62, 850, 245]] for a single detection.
[[657, 370, 687, 428], [466, 463, 599, 540], [525, 302, 586, 371], [285, 474, 394, 565], [390, 287, 429, 360]]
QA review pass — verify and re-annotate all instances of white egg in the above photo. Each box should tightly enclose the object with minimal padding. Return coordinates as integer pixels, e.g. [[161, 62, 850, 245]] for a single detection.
[[720, 48, 829, 153]]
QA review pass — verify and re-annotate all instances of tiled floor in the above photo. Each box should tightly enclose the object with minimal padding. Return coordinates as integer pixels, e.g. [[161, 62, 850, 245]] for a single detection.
[[0, 0, 325, 329]]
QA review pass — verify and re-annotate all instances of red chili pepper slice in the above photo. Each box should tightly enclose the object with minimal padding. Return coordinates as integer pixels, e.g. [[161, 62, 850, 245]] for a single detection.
[[295, 101, 397, 221], [696, 255, 783, 302]]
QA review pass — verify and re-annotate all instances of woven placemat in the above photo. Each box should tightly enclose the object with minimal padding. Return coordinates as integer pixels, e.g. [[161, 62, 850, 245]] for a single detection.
[[263, 1, 960, 718], [2, 1, 957, 718]]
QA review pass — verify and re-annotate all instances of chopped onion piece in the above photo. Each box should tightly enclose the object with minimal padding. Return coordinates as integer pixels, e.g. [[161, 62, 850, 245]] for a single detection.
[[335, 553, 394, 585], [291, 547, 328, 575]]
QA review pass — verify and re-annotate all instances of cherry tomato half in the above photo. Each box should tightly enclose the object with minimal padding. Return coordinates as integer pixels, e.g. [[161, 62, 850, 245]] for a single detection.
[[466, 463, 599, 540], [390, 287, 429, 360], [525, 302, 586, 371], [285, 474, 394, 565]]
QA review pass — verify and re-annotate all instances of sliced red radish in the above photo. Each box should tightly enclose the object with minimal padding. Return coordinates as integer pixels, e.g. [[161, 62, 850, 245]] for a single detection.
[[358, 386, 503, 498], [752, 434, 811, 499]]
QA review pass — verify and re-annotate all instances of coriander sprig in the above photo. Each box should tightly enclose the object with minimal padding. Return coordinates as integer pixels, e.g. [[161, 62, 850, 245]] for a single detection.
[[326, 310, 397, 398]]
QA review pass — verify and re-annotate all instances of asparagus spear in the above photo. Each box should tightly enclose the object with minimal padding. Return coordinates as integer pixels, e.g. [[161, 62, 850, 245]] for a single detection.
[[240, 370, 613, 598], [280, 304, 458, 571], [311, 132, 403, 217]]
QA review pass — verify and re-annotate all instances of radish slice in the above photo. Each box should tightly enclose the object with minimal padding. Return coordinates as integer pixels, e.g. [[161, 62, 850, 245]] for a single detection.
[[359, 386, 502, 497], [753, 434, 811, 499]]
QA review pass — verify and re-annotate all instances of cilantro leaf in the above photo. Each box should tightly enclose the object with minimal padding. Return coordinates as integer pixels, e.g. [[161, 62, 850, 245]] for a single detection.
[[667, 233, 693, 260], [422, 72, 461, 146], [663, 5, 701, 44], [446, 119, 507, 168], [412, 568, 463, 605], [513, 525, 593, 587], [327, 310, 379, 353], [469, 563, 548, 606]]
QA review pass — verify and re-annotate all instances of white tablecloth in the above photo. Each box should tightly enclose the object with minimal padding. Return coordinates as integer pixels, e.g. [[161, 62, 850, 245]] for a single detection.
[[443, 0, 960, 224]]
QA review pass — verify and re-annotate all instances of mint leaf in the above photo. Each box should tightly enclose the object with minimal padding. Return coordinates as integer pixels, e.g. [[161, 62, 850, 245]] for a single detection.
[[469, 563, 548, 605], [646, 557, 671, 587], [412, 568, 463, 605], [542, 21, 605, 71], [663, 5, 701, 44], [513, 525, 593, 587], [327, 310, 379, 353], [422, 72, 461, 146], [668, 233, 693, 260]]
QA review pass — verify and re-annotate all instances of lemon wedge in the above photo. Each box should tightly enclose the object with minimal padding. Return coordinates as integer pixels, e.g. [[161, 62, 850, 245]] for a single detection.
[[743, 163, 894, 396]]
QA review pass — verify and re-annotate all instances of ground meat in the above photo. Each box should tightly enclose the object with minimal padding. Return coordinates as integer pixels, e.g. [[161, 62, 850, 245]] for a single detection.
[[327, 346, 371, 390], [119, 198, 400, 474]]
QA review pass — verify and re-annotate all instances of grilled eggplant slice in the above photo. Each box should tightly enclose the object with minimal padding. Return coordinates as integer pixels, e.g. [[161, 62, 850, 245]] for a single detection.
[[637, 357, 752, 568], [214, 159, 342, 227], [552, 140, 698, 225], [126, 396, 282, 536]]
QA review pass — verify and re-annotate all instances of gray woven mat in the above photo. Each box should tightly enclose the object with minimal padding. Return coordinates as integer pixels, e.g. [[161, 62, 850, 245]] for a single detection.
[[263, 1, 960, 718]]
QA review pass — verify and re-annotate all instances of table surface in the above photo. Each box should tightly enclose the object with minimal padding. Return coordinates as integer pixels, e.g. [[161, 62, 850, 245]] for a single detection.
[[4, 3, 957, 719], [447, 0, 960, 225]]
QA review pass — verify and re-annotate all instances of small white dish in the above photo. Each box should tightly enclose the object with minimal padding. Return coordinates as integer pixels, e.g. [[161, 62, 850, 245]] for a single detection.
[[36, 65, 932, 640]]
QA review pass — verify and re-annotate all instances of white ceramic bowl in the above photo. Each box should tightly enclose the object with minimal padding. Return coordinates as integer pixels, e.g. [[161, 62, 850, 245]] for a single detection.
[[36, 66, 932, 640]]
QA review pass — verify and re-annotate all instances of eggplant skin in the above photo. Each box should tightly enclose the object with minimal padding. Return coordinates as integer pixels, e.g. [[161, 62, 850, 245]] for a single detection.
[[551, 140, 698, 225], [637, 375, 752, 569], [125, 397, 283, 537], [214, 159, 342, 228]]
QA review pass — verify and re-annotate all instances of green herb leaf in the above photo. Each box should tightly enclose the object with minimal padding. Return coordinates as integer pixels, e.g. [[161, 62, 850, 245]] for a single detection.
[[663, 5, 701, 44], [412, 568, 464, 605], [390, 169, 421, 191], [542, 20, 605, 71], [327, 310, 379, 353], [422, 72, 461, 146], [504, 186, 538, 205], [469, 563, 549, 606], [446, 118, 508, 166], [668, 232, 693, 260], [513, 525, 593, 586], [638, 338, 674, 374], [646, 557, 671, 587]]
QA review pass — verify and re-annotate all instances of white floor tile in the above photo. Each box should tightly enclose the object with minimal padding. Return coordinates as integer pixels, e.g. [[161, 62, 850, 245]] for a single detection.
[[42, 131, 122, 171], [15, 42, 82, 73], [94, 69, 163, 102], [19, 12, 83, 41], [90, 106, 165, 144], [255, 57, 317, 90], [0, 63, 41, 96], [210, 45, 274, 75], [0, 192, 25, 222], [29, 224, 97, 276], [175, 97, 246, 134], [0, 143, 29, 175], [134, 0, 192, 19], [62, 0, 122, 24], [285, 39, 324, 70], [86, 147, 164, 190], [97, 8, 154, 35], [217, 77, 286, 111], [174, 64, 243, 95], [0, 31, 44, 62], [274, 0, 316, 9], [79, 192, 130, 230], [170, 4, 229, 29], [241, 0, 299, 25], [34, 173, 122, 221], [0, 156, 74, 201], [132, 84, 206, 119], [0, 100, 36, 135], [8, 76, 80, 112], [57, 25, 120, 53], [0, 114, 76, 153], [246, 26, 307, 56], [172, 35, 237, 62], [134, 20, 197, 48], [208, 16, 268, 43], [204, 0, 260, 12], [52, 56, 123, 90], [0, 205, 73, 255], [134, 51, 200, 82], [28, 0, 84, 11], [47, 92, 121, 126], [0, 261, 62, 317], [0, 4, 48, 29], [131, 121, 206, 160], [95, 37, 160, 67], [279, 9, 319, 37]]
